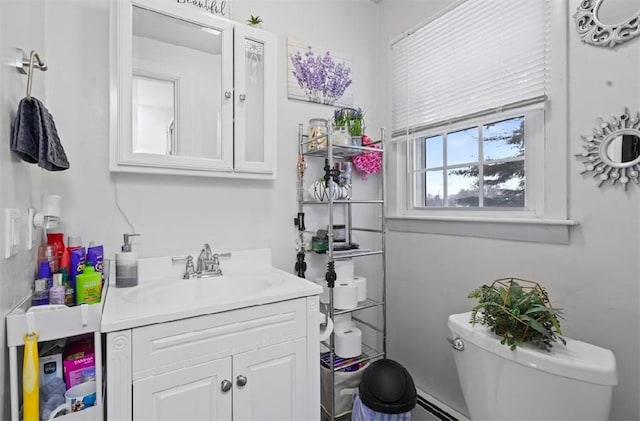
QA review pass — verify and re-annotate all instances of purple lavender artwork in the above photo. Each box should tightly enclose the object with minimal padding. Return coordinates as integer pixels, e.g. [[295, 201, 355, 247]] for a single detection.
[[287, 39, 353, 107]]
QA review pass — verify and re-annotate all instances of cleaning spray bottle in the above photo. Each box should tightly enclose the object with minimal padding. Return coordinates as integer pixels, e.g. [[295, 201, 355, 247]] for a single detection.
[[115, 233, 140, 288], [23, 327, 39, 421], [76, 261, 102, 305]]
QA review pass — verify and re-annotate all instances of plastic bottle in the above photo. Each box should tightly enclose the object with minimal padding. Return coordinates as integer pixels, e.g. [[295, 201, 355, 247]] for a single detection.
[[60, 268, 75, 307], [37, 261, 52, 289], [22, 331, 39, 421], [47, 233, 65, 270], [115, 233, 140, 288], [37, 245, 58, 275], [49, 273, 65, 305], [60, 247, 70, 278], [31, 278, 49, 306], [76, 262, 102, 305]]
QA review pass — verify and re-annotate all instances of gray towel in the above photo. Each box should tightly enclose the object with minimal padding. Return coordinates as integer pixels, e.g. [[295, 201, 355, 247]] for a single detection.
[[11, 97, 69, 171]]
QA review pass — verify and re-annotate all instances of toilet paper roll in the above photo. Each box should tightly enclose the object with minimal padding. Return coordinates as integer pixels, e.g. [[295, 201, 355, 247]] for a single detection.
[[354, 276, 367, 302], [335, 259, 354, 283], [318, 311, 334, 342], [335, 327, 362, 358], [334, 282, 358, 310], [334, 313, 353, 331]]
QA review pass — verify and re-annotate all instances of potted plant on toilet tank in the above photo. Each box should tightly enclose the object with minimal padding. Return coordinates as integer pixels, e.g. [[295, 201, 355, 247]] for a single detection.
[[468, 278, 565, 351]]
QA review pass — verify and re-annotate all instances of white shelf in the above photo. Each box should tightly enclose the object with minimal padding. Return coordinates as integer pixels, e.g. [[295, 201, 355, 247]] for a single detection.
[[6, 276, 108, 421], [6, 282, 107, 347]]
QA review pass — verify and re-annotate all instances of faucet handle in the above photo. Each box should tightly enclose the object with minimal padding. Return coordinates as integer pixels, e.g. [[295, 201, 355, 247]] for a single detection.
[[172, 255, 196, 278], [185, 255, 195, 275], [214, 252, 232, 259]]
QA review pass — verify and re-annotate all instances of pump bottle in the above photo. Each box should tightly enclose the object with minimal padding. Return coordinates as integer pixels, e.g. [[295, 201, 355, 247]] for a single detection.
[[115, 233, 140, 288]]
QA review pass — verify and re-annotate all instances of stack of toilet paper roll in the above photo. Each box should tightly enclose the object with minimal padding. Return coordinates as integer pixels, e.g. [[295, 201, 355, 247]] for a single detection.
[[333, 314, 362, 358], [313, 259, 368, 357], [315, 259, 367, 309]]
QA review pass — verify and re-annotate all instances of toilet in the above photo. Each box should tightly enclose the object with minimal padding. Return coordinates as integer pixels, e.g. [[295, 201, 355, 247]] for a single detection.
[[448, 312, 617, 421]]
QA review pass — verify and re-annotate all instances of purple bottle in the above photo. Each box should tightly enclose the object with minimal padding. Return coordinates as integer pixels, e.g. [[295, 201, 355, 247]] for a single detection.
[[38, 261, 52, 289]]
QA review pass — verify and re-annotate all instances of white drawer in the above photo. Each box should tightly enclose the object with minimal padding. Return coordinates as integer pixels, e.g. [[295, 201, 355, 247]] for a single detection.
[[132, 298, 307, 379]]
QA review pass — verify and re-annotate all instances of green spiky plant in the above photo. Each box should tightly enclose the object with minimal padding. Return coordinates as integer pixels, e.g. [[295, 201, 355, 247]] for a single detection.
[[468, 278, 565, 351], [247, 15, 262, 26]]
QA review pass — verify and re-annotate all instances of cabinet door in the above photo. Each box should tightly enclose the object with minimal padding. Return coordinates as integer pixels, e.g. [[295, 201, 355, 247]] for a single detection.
[[233, 25, 277, 176], [133, 357, 232, 420], [113, 0, 235, 176], [233, 338, 308, 421]]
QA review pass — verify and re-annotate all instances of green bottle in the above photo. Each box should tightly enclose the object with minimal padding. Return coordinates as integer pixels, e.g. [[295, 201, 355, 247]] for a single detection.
[[76, 261, 102, 305]]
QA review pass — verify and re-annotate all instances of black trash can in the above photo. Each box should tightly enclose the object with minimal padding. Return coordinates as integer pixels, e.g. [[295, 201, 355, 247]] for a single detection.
[[352, 359, 417, 421]]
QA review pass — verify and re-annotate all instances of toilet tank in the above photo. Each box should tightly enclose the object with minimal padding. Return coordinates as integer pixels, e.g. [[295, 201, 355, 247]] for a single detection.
[[448, 312, 617, 421]]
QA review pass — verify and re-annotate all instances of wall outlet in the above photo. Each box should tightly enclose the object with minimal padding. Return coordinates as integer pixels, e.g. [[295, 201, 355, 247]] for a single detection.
[[4, 208, 20, 259]]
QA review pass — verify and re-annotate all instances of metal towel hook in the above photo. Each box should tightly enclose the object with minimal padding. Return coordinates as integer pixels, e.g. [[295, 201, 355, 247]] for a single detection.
[[15, 48, 48, 100]]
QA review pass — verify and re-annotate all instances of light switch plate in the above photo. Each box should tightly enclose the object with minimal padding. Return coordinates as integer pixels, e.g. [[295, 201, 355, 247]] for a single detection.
[[4, 208, 20, 259]]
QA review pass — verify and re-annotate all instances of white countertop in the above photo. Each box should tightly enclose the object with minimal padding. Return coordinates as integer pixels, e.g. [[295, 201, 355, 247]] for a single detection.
[[101, 248, 321, 332]]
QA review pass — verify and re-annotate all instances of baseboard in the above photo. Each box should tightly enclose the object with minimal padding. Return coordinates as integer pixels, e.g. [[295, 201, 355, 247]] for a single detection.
[[415, 388, 469, 421]]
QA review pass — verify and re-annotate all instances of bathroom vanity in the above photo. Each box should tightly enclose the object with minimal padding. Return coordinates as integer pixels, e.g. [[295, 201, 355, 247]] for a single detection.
[[102, 249, 322, 420]]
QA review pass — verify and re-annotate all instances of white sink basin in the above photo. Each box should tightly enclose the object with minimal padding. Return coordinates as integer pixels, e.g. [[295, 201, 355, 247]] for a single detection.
[[121, 273, 282, 305], [101, 248, 322, 332]]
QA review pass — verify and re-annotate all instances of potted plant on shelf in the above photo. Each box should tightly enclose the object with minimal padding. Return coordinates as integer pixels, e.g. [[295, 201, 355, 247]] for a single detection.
[[468, 278, 565, 351], [247, 15, 263, 28], [333, 107, 364, 146]]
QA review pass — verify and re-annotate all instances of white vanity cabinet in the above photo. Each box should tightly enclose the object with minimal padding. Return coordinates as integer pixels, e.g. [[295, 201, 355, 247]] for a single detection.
[[134, 357, 232, 420], [110, 0, 277, 179], [105, 297, 319, 421]]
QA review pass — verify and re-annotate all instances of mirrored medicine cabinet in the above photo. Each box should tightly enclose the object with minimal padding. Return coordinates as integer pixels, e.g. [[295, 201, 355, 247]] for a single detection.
[[110, 0, 277, 178]]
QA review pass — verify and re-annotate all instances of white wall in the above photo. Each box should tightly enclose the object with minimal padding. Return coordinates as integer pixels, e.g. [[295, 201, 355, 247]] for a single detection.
[[0, 1, 47, 417], [378, 1, 640, 420], [41, 0, 378, 270], [1, 0, 380, 415]]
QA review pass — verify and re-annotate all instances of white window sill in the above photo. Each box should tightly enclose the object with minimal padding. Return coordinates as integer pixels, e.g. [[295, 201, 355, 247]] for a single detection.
[[386, 215, 578, 244]]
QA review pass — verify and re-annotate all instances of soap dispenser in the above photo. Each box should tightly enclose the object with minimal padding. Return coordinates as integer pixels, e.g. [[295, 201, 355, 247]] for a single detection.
[[115, 233, 140, 288]]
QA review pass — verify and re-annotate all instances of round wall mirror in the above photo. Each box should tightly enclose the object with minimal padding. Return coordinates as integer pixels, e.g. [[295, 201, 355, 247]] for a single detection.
[[574, 0, 640, 48], [576, 109, 640, 188], [602, 131, 640, 166]]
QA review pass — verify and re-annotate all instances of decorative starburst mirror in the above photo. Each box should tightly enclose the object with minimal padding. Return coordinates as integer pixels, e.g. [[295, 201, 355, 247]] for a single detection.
[[576, 109, 640, 189]]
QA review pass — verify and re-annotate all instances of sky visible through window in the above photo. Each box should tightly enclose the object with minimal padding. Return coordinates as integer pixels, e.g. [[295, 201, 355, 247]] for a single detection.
[[422, 117, 524, 207]]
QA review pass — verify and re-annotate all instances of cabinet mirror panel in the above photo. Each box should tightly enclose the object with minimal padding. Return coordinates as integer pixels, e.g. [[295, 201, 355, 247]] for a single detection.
[[243, 39, 265, 163], [132, 5, 223, 160]]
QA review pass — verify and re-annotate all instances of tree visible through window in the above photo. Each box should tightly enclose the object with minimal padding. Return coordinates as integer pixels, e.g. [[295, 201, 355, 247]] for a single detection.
[[417, 116, 526, 209]]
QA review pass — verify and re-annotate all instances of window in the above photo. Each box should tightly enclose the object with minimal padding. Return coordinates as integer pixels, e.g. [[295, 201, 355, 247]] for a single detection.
[[412, 114, 536, 210], [387, 0, 573, 241]]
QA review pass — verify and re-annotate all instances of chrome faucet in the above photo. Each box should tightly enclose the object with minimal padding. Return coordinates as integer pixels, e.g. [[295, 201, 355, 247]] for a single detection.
[[197, 243, 214, 273], [173, 244, 232, 279]]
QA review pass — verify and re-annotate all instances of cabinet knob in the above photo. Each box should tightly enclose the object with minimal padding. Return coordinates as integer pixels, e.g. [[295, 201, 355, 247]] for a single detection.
[[221, 379, 232, 392], [225, 91, 232, 99], [236, 375, 247, 387], [239, 94, 246, 102]]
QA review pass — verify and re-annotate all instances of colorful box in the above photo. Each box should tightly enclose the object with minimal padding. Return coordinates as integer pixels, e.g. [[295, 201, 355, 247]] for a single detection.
[[63, 334, 95, 389]]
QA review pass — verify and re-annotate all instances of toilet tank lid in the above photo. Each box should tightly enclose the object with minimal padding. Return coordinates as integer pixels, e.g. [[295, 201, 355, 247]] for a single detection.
[[448, 312, 618, 386]]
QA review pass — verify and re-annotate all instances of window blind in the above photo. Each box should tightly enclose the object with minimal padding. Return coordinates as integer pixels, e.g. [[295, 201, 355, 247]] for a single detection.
[[391, 0, 550, 137]]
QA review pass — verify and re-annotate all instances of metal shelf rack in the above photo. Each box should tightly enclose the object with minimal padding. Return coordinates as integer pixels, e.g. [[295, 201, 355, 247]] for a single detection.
[[295, 123, 386, 421]]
